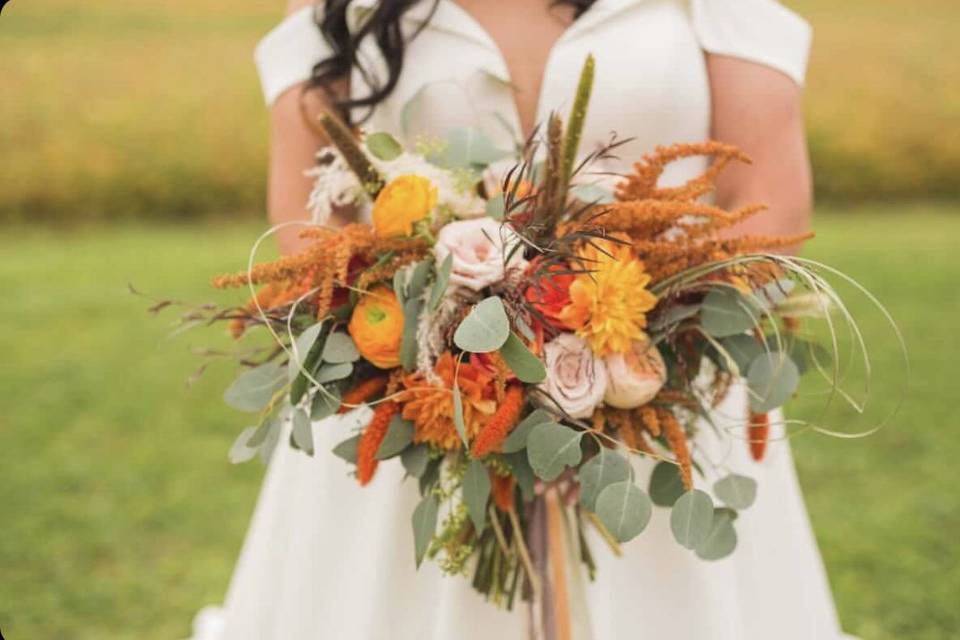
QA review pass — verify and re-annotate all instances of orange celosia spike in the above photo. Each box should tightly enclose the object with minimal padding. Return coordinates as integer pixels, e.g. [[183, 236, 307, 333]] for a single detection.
[[470, 385, 524, 458], [660, 408, 693, 491], [749, 412, 770, 462], [339, 376, 389, 413], [356, 401, 399, 485], [491, 473, 516, 512]]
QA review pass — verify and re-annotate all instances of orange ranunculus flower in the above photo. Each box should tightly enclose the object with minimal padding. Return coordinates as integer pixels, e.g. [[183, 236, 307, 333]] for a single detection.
[[348, 286, 404, 368], [371, 174, 438, 238]]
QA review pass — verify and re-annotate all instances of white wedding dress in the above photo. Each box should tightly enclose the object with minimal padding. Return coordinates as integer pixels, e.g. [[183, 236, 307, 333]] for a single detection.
[[191, 1, 855, 638]]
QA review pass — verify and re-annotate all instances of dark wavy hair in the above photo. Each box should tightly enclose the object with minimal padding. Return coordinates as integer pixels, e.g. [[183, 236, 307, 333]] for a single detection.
[[308, 0, 598, 123]]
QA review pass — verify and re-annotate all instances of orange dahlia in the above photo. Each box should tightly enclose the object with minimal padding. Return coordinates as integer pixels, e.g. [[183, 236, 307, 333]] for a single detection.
[[400, 353, 497, 450], [558, 237, 658, 356]]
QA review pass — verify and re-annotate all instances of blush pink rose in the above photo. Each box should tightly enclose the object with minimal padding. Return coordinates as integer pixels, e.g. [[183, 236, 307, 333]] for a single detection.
[[603, 341, 667, 409], [539, 333, 607, 419], [434, 217, 528, 291]]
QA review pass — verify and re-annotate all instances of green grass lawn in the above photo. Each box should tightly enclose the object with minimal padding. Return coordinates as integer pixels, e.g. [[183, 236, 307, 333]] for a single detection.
[[1, 204, 958, 639]]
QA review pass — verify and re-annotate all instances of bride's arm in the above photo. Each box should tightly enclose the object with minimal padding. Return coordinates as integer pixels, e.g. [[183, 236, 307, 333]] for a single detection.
[[707, 55, 813, 249], [268, 0, 350, 255]]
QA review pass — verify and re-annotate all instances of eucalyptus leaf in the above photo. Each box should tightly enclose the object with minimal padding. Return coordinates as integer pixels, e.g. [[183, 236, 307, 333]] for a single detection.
[[649, 461, 686, 507], [315, 362, 354, 384], [648, 303, 701, 333], [695, 508, 738, 561], [463, 459, 492, 531], [419, 457, 442, 496], [578, 448, 633, 511], [291, 408, 314, 455], [526, 422, 583, 482], [670, 490, 715, 549], [287, 322, 326, 384], [499, 333, 547, 383], [719, 334, 764, 375], [504, 451, 536, 501], [332, 434, 361, 464], [452, 384, 468, 447], [224, 361, 287, 413], [228, 427, 259, 464], [400, 298, 422, 371], [366, 131, 403, 161], [310, 387, 342, 420], [393, 268, 408, 304], [429, 254, 453, 311], [322, 332, 360, 364], [407, 258, 433, 301], [502, 409, 553, 453], [412, 494, 439, 567], [485, 192, 505, 220], [401, 444, 430, 478], [454, 296, 511, 353], [714, 474, 757, 510], [376, 415, 415, 459], [569, 184, 614, 204], [428, 126, 510, 169], [747, 352, 800, 413], [700, 288, 761, 338], [258, 415, 282, 464], [247, 415, 278, 448], [595, 481, 652, 543]]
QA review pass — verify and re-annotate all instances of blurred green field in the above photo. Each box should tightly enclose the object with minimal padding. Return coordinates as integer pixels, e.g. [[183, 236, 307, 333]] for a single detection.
[[1, 0, 959, 221], [0, 204, 957, 639]]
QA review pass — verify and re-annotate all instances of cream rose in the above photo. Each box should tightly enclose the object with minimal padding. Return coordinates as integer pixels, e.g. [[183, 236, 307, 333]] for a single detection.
[[433, 217, 528, 291], [540, 333, 608, 419], [603, 341, 667, 409]]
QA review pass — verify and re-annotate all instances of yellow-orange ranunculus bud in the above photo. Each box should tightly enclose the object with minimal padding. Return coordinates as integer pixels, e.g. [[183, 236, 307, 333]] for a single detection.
[[348, 286, 404, 369], [372, 174, 437, 237]]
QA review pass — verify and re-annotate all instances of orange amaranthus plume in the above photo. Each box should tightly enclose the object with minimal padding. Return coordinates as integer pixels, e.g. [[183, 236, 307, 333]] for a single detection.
[[338, 376, 389, 413], [659, 407, 693, 491], [749, 411, 770, 462], [400, 353, 497, 451], [471, 384, 525, 457], [356, 401, 399, 485]]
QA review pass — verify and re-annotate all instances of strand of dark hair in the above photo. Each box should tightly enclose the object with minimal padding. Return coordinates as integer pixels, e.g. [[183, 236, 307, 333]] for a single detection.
[[308, 0, 597, 124]]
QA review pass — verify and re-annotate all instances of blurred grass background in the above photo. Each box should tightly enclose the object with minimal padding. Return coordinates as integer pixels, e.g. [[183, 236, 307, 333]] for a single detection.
[[1, 0, 958, 639], [1, 0, 959, 221]]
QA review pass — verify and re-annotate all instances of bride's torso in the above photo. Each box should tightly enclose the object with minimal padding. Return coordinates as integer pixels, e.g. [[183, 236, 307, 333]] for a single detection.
[[344, 0, 715, 185]]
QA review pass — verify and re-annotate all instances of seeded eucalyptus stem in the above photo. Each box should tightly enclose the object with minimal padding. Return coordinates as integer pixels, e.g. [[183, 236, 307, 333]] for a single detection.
[[317, 112, 385, 197]]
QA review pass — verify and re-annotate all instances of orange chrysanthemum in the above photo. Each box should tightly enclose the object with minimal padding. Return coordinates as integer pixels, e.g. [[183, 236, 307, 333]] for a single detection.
[[557, 237, 658, 356], [400, 353, 497, 451]]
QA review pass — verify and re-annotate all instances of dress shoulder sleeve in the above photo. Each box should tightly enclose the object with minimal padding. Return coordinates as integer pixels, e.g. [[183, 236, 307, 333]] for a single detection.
[[689, 0, 812, 86], [254, 6, 332, 106]]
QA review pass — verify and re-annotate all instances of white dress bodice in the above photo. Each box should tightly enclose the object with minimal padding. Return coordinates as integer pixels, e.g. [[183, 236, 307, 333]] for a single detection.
[[256, 0, 810, 187]]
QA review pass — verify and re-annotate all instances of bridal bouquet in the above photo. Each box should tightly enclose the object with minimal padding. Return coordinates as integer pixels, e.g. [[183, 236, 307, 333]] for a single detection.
[[175, 57, 897, 616]]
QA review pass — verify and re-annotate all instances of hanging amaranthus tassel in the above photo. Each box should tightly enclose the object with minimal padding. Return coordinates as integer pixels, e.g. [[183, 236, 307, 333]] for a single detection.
[[338, 376, 389, 413], [356, 401, 399, 485], [659, 408, 693, 490], [749, 411, 770, 461], [471, 384, 524, 457]]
